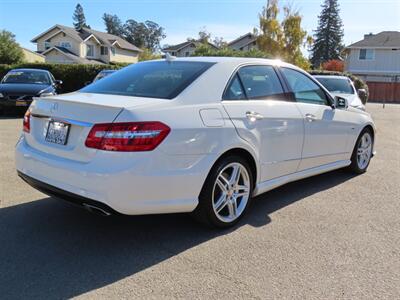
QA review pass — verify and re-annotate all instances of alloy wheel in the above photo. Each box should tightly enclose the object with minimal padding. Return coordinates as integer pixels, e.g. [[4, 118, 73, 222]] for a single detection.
[[357, 132, 372, 169], [212, 162, 251, 223]]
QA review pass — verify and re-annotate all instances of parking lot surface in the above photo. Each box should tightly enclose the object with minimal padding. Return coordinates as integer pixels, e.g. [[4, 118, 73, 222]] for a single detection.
[[0, 103, 399, 299]]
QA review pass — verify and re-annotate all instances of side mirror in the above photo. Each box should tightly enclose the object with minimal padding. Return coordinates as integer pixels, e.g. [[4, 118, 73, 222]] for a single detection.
[[334, 96, 348, 109], [54, 80, 63, 86], [357, 88, 367, 98]]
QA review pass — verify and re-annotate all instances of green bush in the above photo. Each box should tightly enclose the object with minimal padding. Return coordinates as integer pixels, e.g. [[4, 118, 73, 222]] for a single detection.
[[309, 70, 369, 104], [0, 63, 128, 93], [192, 44, 272, 59]]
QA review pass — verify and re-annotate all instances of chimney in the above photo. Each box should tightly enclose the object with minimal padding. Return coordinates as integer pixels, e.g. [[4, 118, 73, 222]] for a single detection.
[[364, 33, 374, 40]]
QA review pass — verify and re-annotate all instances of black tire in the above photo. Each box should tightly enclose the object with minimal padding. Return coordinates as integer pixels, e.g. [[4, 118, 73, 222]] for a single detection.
[[347, 128, 373, 174], [192, 155, 254, 228]]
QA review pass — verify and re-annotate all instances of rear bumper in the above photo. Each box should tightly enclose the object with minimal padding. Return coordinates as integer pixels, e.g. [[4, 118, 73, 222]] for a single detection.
[[15, 136, 216, 215], [18, 171, 119, 215]]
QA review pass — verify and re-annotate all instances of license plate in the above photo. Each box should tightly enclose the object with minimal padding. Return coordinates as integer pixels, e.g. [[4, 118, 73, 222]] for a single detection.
[[16, 100, 28, 106], [45, 120, 70, 145]]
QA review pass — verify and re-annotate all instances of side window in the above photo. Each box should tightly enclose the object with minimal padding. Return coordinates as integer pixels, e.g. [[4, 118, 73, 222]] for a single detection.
[[223, 74, 246, 100], [281, 68, 329, 105], [238, 65, 285, 100]]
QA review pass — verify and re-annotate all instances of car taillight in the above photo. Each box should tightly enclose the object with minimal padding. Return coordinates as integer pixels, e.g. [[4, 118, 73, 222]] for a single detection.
[[23, 110, 31, 133], [85, 122, 171, 152]]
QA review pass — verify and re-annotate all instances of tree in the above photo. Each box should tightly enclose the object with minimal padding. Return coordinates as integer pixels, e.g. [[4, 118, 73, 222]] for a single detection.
[[0, 30, 24, 64], [72, 3, 89, 30], [124, 20, 166, 52], [102, 13, 124, 36], [322, 59, 344, 72], [310, 0, 344, 68], [256, 1, 311, 69], [257, 0, 283, 57], [143, 21, 166, 51], [213, 37, 227, 48], [103, 14, 166, 52]]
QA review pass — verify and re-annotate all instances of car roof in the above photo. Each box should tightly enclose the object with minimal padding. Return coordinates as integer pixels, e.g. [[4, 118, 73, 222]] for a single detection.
[[9, 68, 50, 73], [148, 56, 299, 69], [314, 75, 350, 80]]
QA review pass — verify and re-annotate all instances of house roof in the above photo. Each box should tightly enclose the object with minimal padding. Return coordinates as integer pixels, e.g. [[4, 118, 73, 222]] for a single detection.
[[43, 46, 105, 64], [31, 24, 142, 52], [81, 27, 142, 52], [228, 32, 255, 46], [163, 40, 218, 52], [347, 31, 400, 49], [21, 47, 45, 58]]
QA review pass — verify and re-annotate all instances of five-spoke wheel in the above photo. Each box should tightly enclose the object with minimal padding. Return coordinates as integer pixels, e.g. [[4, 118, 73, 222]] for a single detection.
[[193, 155, 253, 228]]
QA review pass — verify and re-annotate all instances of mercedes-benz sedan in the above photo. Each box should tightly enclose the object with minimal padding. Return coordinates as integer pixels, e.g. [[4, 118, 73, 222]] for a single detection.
[[16, 57, 376, 228]]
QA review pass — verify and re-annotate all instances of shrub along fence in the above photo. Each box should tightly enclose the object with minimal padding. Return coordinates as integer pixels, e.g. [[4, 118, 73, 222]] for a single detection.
[[0, 63, 128, 93], [309, 70, 369, 104]]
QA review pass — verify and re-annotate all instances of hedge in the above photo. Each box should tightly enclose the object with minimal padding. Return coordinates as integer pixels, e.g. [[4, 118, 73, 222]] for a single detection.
[[309, 70, 369, 104], [0, 63, 128, 93]]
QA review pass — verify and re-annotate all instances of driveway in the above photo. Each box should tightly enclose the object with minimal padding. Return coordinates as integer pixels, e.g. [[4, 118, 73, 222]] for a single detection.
[[0, 103, 399, 299]]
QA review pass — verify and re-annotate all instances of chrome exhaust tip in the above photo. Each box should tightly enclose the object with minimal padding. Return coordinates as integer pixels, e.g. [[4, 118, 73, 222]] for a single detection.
[[83, 203, 112, 216]]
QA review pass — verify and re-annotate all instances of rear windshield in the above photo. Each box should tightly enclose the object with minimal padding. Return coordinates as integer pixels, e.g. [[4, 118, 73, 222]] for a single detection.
[[315, 77, 354, 94], [81, 61, 214, 99]]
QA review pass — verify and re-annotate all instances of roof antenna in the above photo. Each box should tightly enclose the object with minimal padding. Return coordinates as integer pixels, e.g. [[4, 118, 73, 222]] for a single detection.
[[165, 52, 176, 62]]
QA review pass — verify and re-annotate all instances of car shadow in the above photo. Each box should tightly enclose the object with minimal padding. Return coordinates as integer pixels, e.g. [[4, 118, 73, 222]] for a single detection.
[[0, 169, 356, 299]]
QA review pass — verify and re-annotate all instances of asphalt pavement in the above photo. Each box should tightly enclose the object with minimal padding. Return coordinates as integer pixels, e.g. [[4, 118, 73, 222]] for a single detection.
[[0, 103, 399, 299]]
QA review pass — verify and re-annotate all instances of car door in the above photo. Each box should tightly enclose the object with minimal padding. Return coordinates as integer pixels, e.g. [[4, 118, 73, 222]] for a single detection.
[[280, 67, 352, 171], [222, 65, 304, 182]]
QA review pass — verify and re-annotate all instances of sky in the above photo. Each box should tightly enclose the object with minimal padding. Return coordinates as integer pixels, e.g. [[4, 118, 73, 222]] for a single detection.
[[0, 0, 399, 54]]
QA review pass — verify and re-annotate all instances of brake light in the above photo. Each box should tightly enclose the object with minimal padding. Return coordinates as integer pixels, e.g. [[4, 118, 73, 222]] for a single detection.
[[23, 110, 31, 133], [85, 122, 170, 152]]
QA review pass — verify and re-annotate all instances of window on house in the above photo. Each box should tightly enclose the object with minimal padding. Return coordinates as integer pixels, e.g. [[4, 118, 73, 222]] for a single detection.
[[44, 42, 51, 50], [110, 47, 116, 56], [359, 49, 374, 60], [185, 52, 190, 57], [171, 52, 176, 56], [100, 46, 109, 55], [86, 44, 94, 57], [59, 41, 71, 49]]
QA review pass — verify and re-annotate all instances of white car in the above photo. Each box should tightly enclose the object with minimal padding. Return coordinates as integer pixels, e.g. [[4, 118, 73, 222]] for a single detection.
[[16, 57, 376, 228], [314, 75, 366, 111]]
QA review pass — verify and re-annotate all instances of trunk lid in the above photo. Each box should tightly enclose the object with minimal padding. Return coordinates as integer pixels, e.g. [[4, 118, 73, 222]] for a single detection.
[[25, 92, 166, 162]]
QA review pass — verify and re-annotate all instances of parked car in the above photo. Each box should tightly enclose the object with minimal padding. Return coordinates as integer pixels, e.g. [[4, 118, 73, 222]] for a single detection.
[[16, 57, 376, 228], [0, 69, 62, 115], [313, 75, 366, 110], [93, 70, 116, 82]]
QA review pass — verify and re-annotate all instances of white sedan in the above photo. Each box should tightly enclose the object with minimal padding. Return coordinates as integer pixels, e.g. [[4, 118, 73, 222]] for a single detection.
[[314, 75, 366, 111], [16, 57, 376, 228]]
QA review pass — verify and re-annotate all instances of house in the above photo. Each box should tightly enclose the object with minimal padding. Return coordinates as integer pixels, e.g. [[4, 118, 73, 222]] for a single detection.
[[31, 24, 142, 64], [162, 41, 218, 57], [228, 33, 258, 51], [21, 47, 45, 63], [345, 31, 400, 103]]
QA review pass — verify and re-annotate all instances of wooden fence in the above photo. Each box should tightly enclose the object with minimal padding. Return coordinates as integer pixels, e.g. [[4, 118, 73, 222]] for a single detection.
[[367, 81, 400, 103]]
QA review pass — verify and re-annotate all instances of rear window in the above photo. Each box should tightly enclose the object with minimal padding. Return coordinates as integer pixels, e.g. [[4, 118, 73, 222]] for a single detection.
[[81, 61, 214, 99]]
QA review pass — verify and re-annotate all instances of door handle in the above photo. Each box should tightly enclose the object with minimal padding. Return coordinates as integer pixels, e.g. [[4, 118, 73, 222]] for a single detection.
[[305, 113, 317, 122], [246, 111, 263, 121]]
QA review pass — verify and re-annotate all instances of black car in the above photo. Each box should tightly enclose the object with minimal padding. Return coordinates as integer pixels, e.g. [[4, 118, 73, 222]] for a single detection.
[[0, 69, 62, 114]]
